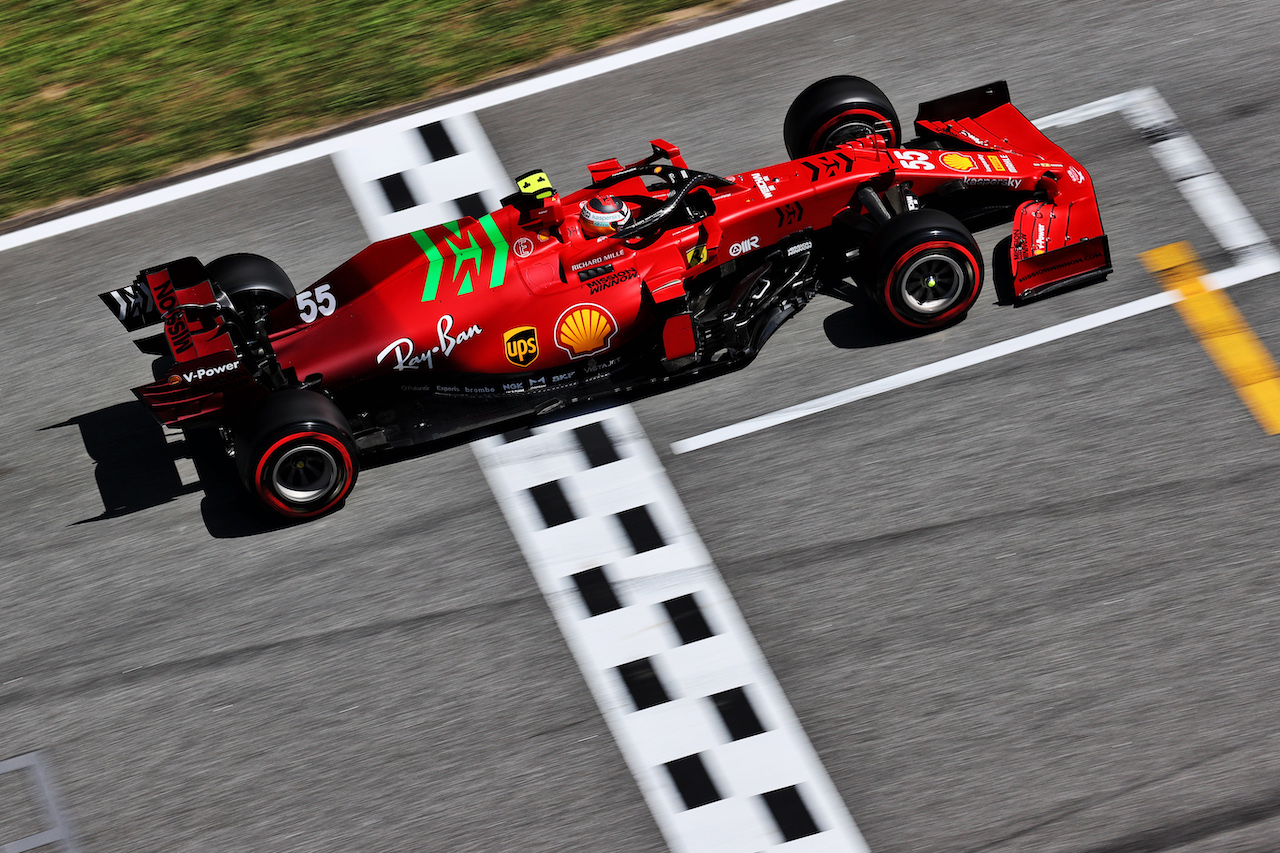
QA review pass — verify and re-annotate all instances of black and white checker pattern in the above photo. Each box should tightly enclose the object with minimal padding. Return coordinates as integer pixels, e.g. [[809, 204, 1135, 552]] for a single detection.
[[0, 752, 80, 853], [474, 407, 869, 853], [332, 112, 512, 241]]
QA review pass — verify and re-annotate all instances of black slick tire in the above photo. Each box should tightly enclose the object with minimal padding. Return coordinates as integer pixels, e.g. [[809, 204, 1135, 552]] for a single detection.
[[868, 209, 983, 330], [234, 389, 359, 519], [208, 253, 296, 329], [784, 76, 901, 159]]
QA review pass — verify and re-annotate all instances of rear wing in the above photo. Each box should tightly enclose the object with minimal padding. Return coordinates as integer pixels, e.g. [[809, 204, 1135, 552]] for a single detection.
[[101, 257, 260, 426], [915, 82, 1111, 300], [99, 257, 238, 363]]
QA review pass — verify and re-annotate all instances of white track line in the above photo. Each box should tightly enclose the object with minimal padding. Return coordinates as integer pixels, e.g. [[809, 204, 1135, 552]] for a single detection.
[[671, 88, 1280, 454], [671, 293, 1177, 454], [475, 408, 868, 853], [1119, 87, 1277, 265], [0, 0, 845, 254], [0, 752, 81, 853]]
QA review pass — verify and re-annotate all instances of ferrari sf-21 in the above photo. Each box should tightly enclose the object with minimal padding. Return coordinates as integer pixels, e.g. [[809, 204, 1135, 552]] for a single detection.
[[102, 77, 1111, 518]]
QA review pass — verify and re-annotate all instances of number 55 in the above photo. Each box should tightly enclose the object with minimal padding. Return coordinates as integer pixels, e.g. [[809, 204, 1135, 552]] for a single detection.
[[892, 150, 935, 171], [297, 283, 337, 323]]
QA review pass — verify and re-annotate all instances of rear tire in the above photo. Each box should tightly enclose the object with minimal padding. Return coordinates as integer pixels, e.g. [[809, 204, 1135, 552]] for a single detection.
[[235, 389, 358, 519], [868, 210, 983, 330], [784, 76, 901, 159], [209, 253, 295, 330]]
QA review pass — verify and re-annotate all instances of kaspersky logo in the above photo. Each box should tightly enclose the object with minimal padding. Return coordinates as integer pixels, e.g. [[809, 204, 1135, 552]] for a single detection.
[[504, 326, 538, 367], [415, 214, 510, 301]]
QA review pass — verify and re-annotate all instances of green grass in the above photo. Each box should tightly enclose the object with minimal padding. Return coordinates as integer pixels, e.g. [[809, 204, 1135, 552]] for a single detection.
[[0, 0, 727, 222]]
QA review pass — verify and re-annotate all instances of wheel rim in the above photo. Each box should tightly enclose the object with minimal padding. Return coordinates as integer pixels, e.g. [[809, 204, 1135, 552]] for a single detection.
[[823, 120, 880, 148], [811, 107, 897, 153], [899, 251, 967, 315], [230, 289, 285, 327], [270, 443, 340, 505]]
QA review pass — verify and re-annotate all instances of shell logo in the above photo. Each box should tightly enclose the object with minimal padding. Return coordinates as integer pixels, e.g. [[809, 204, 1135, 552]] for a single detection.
[[556, 303, 616, 359], [940, 152, 979, 172]]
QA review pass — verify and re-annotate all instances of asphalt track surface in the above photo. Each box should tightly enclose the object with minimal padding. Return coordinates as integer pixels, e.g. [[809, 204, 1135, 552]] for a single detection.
[[4, 1, 1280, 850]]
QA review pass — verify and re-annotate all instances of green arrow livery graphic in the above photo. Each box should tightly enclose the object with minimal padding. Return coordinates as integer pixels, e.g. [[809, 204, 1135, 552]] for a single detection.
[[415, 215, 509, 301]]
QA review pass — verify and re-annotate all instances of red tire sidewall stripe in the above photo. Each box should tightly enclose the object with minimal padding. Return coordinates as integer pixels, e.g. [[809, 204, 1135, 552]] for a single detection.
[[810, 108, 898, 153], [255, 430, 355, 518], [883, 240, 981, 329]]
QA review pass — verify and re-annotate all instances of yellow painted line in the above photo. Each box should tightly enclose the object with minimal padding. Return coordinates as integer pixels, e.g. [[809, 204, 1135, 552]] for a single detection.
[[1140, 242, 1280, 434]]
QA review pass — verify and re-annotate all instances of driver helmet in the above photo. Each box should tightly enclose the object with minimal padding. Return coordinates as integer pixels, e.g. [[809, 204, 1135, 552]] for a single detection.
[[580, 194, 631, 237]]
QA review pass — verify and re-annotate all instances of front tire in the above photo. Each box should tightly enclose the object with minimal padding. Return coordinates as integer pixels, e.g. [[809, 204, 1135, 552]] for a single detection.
[[868, 210, 983, 330], [235, 390, 358, 519], [784, 76, 901, 159]]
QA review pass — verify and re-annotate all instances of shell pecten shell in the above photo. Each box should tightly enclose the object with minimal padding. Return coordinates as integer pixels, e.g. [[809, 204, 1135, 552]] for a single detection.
[[556, 304, 616, 358]]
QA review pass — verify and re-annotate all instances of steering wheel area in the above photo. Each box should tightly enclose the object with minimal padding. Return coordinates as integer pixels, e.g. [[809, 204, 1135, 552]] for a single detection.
[[610, 165, 732, 240]]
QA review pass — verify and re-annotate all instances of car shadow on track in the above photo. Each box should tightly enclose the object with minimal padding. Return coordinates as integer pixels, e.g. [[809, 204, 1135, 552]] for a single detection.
[[51, 399, 524, 539], [820, 291, 933, 349], [48, 401, 200, 521], [48, 400, 297, 538]]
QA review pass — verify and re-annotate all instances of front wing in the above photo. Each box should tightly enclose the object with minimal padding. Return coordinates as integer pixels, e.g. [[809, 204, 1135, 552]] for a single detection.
[[917, 81, 1112, 300]]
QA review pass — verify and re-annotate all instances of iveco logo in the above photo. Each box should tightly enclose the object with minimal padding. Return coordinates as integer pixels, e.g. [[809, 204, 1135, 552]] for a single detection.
[[729, 236, 759, 257]]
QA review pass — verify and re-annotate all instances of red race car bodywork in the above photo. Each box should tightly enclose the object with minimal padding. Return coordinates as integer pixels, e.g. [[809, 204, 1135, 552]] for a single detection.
[[102, 77, 1111, 518]]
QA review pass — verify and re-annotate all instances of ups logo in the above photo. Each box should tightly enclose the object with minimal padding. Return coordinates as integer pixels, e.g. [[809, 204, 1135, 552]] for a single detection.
[[504, 326, 539, 367]]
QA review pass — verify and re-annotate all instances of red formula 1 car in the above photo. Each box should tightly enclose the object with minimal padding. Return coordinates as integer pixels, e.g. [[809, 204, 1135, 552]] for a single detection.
[[102, 77, 1110, 518]]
